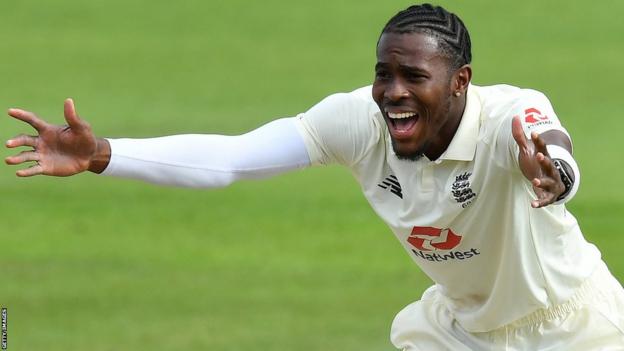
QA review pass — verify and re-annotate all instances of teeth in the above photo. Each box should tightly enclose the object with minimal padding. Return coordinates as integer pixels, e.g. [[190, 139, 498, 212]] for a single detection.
[[387, 112, 417, 119]]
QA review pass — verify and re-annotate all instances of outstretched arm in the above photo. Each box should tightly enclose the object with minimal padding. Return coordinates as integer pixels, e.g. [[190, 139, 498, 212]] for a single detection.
[[511, 116, 576, 208], [6, 99, 311, 187]]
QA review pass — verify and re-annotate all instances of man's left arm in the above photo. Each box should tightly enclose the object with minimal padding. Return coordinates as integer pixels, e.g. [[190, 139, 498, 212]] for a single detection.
[[511, 116, 579, 208]]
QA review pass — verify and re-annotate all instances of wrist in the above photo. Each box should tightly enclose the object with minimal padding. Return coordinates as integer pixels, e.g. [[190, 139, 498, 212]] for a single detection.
[[552, 159, 573, 199], [546, 144, 580, 205], [88, 138, 111, 174]]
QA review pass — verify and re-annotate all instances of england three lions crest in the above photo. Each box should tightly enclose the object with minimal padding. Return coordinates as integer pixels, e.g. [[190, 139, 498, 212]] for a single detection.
[[452, 172, 477, 208]]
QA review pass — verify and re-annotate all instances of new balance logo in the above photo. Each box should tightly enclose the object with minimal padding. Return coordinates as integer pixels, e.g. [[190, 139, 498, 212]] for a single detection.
[[378, 174, 402, 199]]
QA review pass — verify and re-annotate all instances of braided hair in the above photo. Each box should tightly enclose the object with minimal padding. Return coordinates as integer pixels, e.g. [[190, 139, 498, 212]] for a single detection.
[[381, 4, 472, 70]]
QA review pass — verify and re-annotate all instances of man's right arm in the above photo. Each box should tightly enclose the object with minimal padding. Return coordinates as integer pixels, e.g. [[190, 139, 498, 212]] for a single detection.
[[6, 99, 310, 187], [6, 89, 376, 187]]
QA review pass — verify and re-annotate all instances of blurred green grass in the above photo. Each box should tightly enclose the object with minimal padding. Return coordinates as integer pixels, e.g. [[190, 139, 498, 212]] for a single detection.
[[1, 1, 623, 350]]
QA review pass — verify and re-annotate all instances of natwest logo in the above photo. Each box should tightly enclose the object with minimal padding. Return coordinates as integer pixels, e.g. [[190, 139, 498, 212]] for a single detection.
[[408, 226, 462, 251], [522, 107, 549, 124], [407, 226, 481, 262]]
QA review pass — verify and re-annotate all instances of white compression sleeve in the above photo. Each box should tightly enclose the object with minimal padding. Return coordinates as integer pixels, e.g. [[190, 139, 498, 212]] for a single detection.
[[100, 117, 311, 188]]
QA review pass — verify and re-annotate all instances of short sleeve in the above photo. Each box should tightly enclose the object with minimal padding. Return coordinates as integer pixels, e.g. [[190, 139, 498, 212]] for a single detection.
[[294, 88, 383, 168], [495, 89, 571, 169]]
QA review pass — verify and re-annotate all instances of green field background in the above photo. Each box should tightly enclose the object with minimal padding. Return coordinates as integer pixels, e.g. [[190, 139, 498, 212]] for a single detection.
[[1, 1, 623, 350]]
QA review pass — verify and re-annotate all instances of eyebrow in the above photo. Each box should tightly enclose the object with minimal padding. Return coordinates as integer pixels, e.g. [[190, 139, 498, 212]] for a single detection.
[[375, 62, 429, 74], [375, 62, 388, 71], [400, 65, 428, 74]]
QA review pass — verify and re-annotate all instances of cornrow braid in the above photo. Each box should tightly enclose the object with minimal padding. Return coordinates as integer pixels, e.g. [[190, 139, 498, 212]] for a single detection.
[[381, 3, 472, 70]]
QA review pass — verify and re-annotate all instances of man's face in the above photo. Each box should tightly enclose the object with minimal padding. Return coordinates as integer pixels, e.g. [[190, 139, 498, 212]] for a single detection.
[[372, 32, 460, 161]]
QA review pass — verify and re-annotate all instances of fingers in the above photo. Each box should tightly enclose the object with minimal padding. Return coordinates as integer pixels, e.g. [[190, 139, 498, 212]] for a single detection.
[[15, 164, 44, 177], [7, 99, 86, 136], [6, 134, 37, 148], [7, 108, 48, 132], [531, 194, 556, 208], [531, 184, 561, 208], [5, 150, 40, 165], [531, 131, 548, 156], [531, 175, 557, 189], [511, 116, 529, 152], [536, 151, 557, 177], [5, 150, 44, 177], [530, 153, 564, 208], [64, 98, 80, 128], [63, 98, 89, 130]]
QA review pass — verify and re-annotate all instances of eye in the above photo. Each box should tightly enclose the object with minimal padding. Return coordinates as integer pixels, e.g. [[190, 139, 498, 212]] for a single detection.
[[375, 69, 392, 81], [405, 71, 426, 83]]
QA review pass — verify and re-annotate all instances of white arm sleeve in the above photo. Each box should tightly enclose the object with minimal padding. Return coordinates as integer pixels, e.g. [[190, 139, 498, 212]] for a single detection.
[[100, 117, 311, 188]]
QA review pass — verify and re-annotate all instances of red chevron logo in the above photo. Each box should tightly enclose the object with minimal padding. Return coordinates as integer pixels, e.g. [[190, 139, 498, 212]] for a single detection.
[[523, 107, 549, 124], [407, 226, 462, 251]]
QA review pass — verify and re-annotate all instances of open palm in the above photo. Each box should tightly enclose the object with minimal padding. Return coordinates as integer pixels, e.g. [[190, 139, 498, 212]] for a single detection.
[[5, 99, 97, 177]]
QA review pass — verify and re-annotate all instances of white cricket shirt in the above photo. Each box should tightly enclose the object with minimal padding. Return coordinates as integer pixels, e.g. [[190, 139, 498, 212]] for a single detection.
[[294, 84, 602, 332]]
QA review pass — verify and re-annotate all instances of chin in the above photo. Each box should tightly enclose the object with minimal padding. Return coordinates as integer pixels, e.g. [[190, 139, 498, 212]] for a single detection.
[[396, 152, 425, 161], [391, 139, 426, 161]]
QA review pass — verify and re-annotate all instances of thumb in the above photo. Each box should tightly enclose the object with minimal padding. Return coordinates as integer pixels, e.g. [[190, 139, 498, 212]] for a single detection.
[[64, 98, 84, 129], [511, 116, 529, 152]]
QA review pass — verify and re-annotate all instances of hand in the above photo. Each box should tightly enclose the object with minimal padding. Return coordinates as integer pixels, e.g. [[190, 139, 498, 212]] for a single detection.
[[5, 99, 108, 177], [511, 116, 566, 208]]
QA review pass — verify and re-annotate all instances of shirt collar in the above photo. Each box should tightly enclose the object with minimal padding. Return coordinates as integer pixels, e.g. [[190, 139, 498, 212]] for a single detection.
[[439, 84, 481, 162]]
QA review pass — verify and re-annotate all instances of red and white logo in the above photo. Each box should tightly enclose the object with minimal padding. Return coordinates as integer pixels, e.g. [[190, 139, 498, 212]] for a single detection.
[[522, 107, 549, 124], [407, 226, 462, 251]]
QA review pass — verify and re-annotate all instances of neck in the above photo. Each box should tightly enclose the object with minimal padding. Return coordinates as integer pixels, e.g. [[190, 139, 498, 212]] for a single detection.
[[423, 94, 467, 160]]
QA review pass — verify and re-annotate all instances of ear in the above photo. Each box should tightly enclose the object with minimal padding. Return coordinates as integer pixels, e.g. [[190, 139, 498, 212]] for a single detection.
[[452, 64, 472, 95]]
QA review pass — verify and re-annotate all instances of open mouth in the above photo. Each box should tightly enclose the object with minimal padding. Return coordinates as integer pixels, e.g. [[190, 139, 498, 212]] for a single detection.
[[387, 111, 420, 138]]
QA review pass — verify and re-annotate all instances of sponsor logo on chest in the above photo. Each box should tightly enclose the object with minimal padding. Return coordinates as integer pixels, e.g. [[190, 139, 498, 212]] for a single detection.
[[376, 172, 482, 262], [407, 226, 481, 262]]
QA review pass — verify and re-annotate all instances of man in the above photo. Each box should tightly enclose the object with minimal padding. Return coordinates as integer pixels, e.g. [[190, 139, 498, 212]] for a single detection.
[[6, 3, 624, 350]]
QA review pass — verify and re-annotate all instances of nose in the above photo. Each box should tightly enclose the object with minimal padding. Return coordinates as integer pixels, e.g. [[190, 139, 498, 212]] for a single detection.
[[385, 78, 409, 102]]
